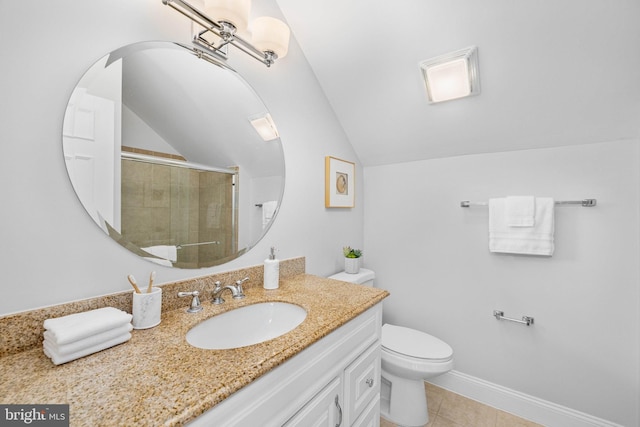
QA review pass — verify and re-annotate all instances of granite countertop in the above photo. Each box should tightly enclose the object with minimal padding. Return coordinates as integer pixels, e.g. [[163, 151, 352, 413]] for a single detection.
[[0, 274, 388, 426]]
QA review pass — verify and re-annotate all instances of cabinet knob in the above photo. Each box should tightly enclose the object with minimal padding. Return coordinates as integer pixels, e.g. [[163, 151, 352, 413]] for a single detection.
[[366, 378, 374, 387]]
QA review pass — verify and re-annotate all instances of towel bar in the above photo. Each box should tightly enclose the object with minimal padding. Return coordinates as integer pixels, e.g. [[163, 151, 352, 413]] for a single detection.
[[461, 198, 596, 208], [493, 310, 534, 326], [176, 241, 220, 249]]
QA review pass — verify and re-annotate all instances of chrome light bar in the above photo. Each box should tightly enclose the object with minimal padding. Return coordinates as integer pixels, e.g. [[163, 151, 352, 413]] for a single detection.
[[162, 0, 278, 67]]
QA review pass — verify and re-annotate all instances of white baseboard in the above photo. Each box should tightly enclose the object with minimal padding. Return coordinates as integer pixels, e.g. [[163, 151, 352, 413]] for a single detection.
[[427, 370, 623, 427]]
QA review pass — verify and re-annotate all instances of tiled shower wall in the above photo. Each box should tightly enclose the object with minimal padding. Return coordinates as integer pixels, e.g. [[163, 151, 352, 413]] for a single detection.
[[121, 158, 236, 268]]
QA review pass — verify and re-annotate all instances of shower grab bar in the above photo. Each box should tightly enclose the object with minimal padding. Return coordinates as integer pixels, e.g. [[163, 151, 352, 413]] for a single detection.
[[177, 241, 221, 249], [493, 310, 534, 326], [461, 199, 596, 208]]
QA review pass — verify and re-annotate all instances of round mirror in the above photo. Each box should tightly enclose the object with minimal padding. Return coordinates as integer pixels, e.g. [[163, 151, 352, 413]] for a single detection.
[[62, 41, 285, 269]]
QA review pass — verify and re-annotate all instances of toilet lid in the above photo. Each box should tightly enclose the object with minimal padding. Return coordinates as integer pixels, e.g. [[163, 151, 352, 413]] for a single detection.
[[381, 324, 453, 361]]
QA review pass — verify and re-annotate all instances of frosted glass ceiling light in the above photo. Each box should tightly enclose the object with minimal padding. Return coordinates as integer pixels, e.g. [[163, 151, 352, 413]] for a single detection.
[[420, 46, 480, 103], [250, 113, 279, 141], [163, 0, 290, 67]]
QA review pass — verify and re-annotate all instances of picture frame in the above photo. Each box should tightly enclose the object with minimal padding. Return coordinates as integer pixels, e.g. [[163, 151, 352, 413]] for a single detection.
[[325, 156, 355, 208]]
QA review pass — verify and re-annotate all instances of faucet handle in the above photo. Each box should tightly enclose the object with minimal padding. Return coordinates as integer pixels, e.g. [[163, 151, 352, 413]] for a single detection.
[[234, 277, 249, 299], [177, 290, 203, 313]]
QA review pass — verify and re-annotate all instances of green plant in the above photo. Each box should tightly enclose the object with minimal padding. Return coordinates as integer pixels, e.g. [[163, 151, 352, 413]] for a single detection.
[[343, 246, 362, 258]]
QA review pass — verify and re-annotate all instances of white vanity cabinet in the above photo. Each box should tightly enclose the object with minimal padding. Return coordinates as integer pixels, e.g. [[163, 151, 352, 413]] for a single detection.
[[284, 377, 342, 426], [188, 303, 382, 427], [343, 341, 381, 426]]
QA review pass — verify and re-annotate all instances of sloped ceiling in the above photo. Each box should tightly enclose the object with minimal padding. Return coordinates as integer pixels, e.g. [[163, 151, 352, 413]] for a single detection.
[[276, 0, 640, 166], [121, 43, 284, 178]]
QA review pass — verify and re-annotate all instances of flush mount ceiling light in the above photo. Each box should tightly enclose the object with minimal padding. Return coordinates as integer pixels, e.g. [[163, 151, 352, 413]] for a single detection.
[[162, 0, 290, 67], [250, 113, 280, 141], [419, 46, 480, 103]]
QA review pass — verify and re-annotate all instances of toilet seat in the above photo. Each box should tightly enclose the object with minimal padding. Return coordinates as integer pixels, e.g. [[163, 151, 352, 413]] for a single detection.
[[382, 324, 453, 362]]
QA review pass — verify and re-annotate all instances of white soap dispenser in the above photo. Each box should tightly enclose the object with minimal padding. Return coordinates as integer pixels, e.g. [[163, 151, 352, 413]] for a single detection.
[[263, 247, 280, 289]]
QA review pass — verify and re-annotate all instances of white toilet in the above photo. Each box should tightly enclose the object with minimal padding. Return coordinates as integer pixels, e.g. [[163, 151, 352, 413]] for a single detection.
[[329, 268, 454, 427]]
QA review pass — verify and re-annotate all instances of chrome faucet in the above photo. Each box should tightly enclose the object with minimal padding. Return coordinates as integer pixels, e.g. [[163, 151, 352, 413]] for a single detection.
[[177, 290, 203, 313], [211, 277, 248, 305]]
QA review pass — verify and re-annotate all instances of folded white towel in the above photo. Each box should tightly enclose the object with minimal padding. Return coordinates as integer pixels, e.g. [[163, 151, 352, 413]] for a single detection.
[[43, 323, 133, 356], [261, 201, 278, 229], [43, 307, 133, 345], [43, 332, 131, 365], [506, 196, 535, 227], [489, 197, 555, 256]]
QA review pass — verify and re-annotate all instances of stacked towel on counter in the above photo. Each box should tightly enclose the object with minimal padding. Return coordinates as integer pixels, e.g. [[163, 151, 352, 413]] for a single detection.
[[489, 196, 555, 256], [43, 307, 133, 365]]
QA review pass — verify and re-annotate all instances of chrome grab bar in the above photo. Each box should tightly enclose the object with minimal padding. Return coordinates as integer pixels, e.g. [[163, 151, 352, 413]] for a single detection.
[[493, 310, 534, 326]]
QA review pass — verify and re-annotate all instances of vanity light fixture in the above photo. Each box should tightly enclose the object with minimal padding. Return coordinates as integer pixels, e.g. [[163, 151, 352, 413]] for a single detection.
[[250, 113, 279, 141], [251, 16, 290, 61], [162, 0, 290, 67], [419, 46, 480, 103]]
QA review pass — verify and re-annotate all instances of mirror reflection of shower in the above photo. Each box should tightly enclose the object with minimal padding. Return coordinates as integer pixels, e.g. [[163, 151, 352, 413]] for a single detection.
[[120, 150, 238, 268], [62, 42, 285, 269]]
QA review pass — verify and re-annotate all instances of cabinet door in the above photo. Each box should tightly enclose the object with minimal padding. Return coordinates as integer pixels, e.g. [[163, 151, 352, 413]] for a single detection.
[[284, 377, 343, 427], [344, 343, 381, 425], [352, 397, 380, 427]]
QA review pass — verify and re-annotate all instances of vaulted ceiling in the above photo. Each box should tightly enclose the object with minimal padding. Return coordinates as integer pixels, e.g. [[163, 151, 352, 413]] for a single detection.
[[276, 0, 640, 166]]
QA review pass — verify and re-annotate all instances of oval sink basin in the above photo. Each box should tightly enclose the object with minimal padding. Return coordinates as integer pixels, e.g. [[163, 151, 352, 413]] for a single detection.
[[186, 302, 307, 350]]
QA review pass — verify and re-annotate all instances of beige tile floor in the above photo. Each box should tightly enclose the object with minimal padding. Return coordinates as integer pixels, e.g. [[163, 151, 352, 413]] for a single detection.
[[380, 383, 544, 427]]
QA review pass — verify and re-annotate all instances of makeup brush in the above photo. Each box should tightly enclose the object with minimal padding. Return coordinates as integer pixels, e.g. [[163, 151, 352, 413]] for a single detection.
[[127, 275, 142, 294], [147, 271, 156, 293]]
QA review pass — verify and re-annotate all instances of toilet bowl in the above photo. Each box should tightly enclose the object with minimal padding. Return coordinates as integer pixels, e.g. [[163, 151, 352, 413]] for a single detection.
[[381, 324, 453, 426], [329, 269, 454, 427]]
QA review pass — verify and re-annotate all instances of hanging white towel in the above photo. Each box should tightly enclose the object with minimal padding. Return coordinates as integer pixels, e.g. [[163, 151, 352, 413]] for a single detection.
[[43, 307, 133, 345], [141, 245, 177, 262], [505, 196, 535, 227], [143, 257, 173, 267], [261, 201, 278, 229], [43, 333, 131, 365], [489, 197, 555, 256]]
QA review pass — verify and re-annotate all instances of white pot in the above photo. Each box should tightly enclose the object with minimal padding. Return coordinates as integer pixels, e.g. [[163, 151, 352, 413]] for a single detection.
[[344, 257, 360, 274]]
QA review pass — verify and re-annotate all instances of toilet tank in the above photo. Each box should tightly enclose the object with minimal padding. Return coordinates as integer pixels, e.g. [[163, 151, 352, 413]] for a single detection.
[[328, 268, 376, 287]]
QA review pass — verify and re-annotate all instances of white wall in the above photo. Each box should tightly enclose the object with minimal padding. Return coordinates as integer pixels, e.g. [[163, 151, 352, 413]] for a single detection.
[[0, 0, 363, 314], [363, 140, 640, 426]]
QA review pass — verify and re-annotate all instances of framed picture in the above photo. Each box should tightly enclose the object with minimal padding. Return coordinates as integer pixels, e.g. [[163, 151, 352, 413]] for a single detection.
[[325, 156, 355, 208]]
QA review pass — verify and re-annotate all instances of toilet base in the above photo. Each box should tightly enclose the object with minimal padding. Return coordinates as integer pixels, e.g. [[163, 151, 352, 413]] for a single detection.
[[380, 371, 429, 427]]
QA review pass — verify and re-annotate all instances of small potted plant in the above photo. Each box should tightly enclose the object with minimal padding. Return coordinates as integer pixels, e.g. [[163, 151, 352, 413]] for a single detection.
[[343, 246, 362, 274]]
